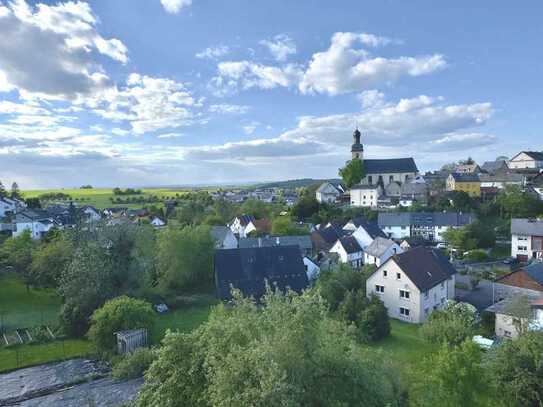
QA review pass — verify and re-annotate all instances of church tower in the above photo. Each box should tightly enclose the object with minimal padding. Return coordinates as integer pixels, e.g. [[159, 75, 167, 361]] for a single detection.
[[351, 128, 364, 160]]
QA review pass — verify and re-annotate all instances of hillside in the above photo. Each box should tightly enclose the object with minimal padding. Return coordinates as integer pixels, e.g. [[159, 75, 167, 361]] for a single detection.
[[256, 178, 341, 190]]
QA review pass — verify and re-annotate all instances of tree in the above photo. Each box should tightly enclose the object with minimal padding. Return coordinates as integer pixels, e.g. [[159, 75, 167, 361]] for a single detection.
[[317, 264, 368, 311], [135, 289, 403, 407], [489, 332, 543, 407], [420, 300, 478, 346], [450, 191, 477, 212], [30, 234, 73, 288], [290, 192, 319, 221], [0, 231, 35, 290], [442, 226, 476, 253], [357, 295, 391, 342], [504, 295, 534, 336], [156, 225, 215, 293], [413, 341, 487, 407], [270, 216, 307, 236], [88, 296, 155, 356], [339, 159, 366, 189], [25, 197, 41, 209], [10, 182, 21, 199]]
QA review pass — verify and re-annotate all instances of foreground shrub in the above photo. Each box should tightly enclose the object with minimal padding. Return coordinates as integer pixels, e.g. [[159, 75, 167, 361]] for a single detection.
[[112, 348, 156, 380]]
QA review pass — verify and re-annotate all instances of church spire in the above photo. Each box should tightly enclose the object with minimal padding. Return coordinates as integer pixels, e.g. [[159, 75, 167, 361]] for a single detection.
[[351, 128, 363, 160]]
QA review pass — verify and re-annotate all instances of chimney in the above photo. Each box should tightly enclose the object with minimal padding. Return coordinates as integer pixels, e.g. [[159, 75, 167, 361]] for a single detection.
[[258, 237, 262, 247]]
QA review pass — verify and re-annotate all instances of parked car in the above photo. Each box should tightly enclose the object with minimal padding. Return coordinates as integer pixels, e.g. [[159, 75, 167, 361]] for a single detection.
[[502, 257, 518, 265]]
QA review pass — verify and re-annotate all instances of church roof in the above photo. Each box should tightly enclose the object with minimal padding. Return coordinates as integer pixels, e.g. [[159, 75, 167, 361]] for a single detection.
[[363, 158, 418, 175]]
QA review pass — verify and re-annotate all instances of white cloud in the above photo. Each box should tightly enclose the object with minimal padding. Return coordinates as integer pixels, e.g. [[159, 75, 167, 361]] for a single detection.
[[426, 132, 497, 152], [0, 100, 50, 115], [358, 90, 386, 109], [196, 45, 229, 59], [0, 0, 128, 100], [243, 122, 259, 135], [157, 133, 185, 139], [209, 104, 250, 114], [299, 32, 446, 95], [260, 34, 296, 61], [111, 128, 130, 136], [160, 0, 192, 14]]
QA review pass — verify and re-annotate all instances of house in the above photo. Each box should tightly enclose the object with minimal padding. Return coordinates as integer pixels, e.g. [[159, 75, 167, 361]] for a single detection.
[[530, 172, 543, 201], [455, 164, 481, 174], [399, 236, 425, 251], [363, 237, 402, 267], [311, 223, 348, 252], [400, 181, 428, 204], [150, 216, 166, 227], [493, 262, 543, 302], [346, 218, 387, 249], [12, 209, 58, 239], [316, 182, 342, 204], [481, 159, 509, 174], [0, 198, 16, 217], [511, 218, 543, 261], [446, 173, 481, 197], [228, 214, 256, 238], [508, 151, 543, 170], [213, 246, 309, 301], [79, 205, 101, 223], [350, 184, 382, 208], [238, 235, 313, 256], [378, 212, 475, 242], [486, 296, 543, 339], [303, 256, 321, 281], [350, 128, 418, 187], [479, 172, 524, 189], [366, 247, 456, 323], [384, 181, 402, 198], [329, 236, 364, 268], [210, 226, 238, 249]]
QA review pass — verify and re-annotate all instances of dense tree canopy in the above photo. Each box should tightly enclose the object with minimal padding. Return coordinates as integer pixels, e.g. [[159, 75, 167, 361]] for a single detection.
[[339, 159, 366, 189], [136, 289, 403, 407], [420, 301, 478, 347]]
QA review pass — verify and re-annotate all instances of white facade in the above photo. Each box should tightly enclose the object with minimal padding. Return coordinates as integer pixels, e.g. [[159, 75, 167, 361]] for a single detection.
[[364, 240, 402, 267], [350, 186, 381, 208], [352, 226, 377, 249], [81, 206, 101, 222], [508, 152, 543, 170], [0, 199, 15, 217], [150, 217, 166, 227], [381, 225, 410, 240], [229, 217, 256, 238], [13, 219, 55, 239], [329, 240, 363, 268], [366, 259, 455, 324], [316, 183, 341, 204], [215, 229, 238, 250], [303, 256, 320, 281], [362, 172, 417, 187]]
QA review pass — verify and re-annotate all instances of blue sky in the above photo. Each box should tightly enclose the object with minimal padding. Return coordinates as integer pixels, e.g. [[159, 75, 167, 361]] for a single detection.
[[1, 0, 542, 188]]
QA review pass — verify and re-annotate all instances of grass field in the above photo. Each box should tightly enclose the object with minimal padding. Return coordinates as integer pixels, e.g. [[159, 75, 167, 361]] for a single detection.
[[21, 188, 196, 209]]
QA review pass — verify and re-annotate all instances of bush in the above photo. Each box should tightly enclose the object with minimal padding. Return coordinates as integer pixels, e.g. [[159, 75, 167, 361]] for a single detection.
[[88, 296, 155, 357], [112, 348, 156, 380], [357, 295, 390, 343], [420, 301, 478, 347], [466, 250, 488, 262]]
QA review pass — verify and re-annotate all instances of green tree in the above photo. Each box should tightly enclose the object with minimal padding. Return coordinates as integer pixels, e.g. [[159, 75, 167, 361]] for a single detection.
[[339, 159, 366, 189], [317, 264, 369, 311], [156, 225, 215, 293], [489, 332, 543, 407], [30, 234, 73, 288], [136, 289, 403, 407], [413, 341, 487, 407], [0, 231, 35, 290], [239, 199, 273, 219], [442, 226, 476, 253], [357, 295, 391, 343], [290, 192, 320, 221], [420, 300, 478, 347], [270, 216, 307, 236], [10, 182, 21, 199], [88, 296, 155, 356]]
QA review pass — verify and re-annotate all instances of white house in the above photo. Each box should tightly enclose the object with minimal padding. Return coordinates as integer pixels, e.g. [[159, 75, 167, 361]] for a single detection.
[[228, 214, 257, 238], [366, 247, 456, 323], [12, 209, 58, 240], [364, 237, 402, 267], [342, 217, 387, 250], [303, 256, 321, 281], [211, 226, 238, 249], [79, 205, 102, 223], [486, 296, 543, 339], [329, 236, 363, 268], [511, 218, 543, 262], [316, 182, 342, 204], [350, 184, 382, 208], [150, 216, 166, 227], [0, 198, 15, 217], [508, 151, 543, 170]]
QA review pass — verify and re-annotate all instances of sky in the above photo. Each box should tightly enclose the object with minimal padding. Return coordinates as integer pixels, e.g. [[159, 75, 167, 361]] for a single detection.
[[0, 0, 542, 189]]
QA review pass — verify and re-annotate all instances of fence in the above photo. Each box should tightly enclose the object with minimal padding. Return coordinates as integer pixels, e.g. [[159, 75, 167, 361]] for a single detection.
[[0, 310, 59, 334]]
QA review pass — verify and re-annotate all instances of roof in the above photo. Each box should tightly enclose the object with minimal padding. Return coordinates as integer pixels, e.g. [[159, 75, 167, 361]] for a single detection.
[[337, 235, 362, 254], [524, 262, 543, 286], [349, 217, 387, 239], [363, 158, 418, 175], [239, 235, 312, 251], [350, 184, 380, 190], [14, 209, 52, 222], [236, 214, 255, 226], [317, 225, 348, 245], [316, 182, 340, 194], [210, 226, 232, 242], [511, 218, 543, 236], [512, 151, 543, 161], [385, 247, 457, 292], [449, 173, 480, 182], [378, 212, 474, 228], [481, 160, 508, 173], [365, 237, 396, 258], [479, 173, 524, 183], [214, 246, 309, 300]]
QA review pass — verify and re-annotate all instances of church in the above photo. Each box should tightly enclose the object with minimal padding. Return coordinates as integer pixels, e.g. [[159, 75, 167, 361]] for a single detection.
[[350, 128, 418, 187]]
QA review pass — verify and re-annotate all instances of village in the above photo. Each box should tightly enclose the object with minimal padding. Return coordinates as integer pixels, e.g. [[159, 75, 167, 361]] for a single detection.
[[1, 128, 542, 405]]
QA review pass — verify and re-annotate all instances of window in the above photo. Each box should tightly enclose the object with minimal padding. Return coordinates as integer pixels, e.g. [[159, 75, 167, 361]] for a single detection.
[[518, 236, 528, 241], [368, 176, 372, 184], [396, 272, 401, 280], [389, 175, 394, 183], [375, 285, 384, 293], [399, 290, 410, 299], [518, 246, 528, 251], [399, 307, 410, 316], [383, 270, 388, 277], [401, 226, 407, 230]]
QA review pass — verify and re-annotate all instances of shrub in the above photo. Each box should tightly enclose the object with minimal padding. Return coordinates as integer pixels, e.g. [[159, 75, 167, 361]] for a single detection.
[[112, 348, 156, 380], [466, 250, 488, 262]]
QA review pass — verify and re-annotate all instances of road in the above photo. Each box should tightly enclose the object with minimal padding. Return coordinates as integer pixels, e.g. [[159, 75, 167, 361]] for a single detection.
[[455, 274, 494, 311]]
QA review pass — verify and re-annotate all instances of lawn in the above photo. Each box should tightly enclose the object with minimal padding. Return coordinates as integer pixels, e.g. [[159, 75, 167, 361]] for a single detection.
[[21, 188, 195, 209], [151, 303, 216, 343], [0, 273, 61, 330]]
